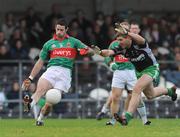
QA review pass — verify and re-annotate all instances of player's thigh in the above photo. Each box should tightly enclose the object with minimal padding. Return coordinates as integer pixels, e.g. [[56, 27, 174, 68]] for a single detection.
[[134, 74, 153, 93], [36, 77, 53, 95]]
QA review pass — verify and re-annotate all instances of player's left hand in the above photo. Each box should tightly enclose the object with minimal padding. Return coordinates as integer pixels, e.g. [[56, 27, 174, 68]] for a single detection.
[[22, 78, 32, 91]]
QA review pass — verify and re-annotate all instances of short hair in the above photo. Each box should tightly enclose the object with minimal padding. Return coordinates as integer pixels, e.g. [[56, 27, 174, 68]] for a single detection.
[[130, 21, 139, 26], [55, 18, 68, 28]]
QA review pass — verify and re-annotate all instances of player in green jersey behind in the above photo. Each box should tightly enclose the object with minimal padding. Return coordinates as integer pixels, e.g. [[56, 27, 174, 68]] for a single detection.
[[22, 18, 95, 126]]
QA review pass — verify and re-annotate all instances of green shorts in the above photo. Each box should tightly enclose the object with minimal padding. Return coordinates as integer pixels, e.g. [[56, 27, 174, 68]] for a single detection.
[[136, 64, 160, 86]]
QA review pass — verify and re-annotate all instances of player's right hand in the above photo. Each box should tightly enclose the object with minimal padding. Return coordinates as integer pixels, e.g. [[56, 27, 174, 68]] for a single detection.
[[22, 78, 32, 91]]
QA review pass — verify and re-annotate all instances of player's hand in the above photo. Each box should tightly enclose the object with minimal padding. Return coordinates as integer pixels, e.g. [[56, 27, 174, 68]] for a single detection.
[[91, 45, 102, 55], [115, 23, 128, 35], [109, 62, 118, 71], [22, 78, 32, 91]]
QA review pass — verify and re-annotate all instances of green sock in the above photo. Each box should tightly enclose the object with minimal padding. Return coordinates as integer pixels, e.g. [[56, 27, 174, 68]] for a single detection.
[[167, 88, 173, 97], [125, 112, 133, 123]]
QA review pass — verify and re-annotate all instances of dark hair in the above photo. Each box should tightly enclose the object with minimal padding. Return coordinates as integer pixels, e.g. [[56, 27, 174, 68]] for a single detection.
[[130, 20, 139, 26], [55, 18, 68, 28]]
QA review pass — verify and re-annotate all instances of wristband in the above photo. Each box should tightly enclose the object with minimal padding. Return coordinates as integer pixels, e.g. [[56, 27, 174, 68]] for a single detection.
[[28, 76, 34, 82]]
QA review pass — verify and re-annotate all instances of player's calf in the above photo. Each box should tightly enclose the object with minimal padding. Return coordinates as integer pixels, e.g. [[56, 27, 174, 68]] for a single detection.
[[36, 103, 52, 126], [42, 103, 53, 116]]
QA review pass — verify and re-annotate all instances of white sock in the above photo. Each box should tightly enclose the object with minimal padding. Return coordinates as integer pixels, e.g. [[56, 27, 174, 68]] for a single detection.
[[137, 101, 148, 124], [37, 113, 44, 122], [30, 100, 36, 108], [33, 105, 40, 120], [101, 104, 109, 114]]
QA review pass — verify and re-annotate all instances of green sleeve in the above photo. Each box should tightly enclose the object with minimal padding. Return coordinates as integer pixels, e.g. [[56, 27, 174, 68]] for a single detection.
[[39, 43, 49, 60], [74, 38, 87, 49], [104, 57, 113, 66], [109, 40, 119, 50], [104, 42, 116, 66]]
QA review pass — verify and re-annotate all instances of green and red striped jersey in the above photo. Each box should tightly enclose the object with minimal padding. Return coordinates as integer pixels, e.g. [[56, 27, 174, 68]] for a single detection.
[[40, 34, 87, 69]]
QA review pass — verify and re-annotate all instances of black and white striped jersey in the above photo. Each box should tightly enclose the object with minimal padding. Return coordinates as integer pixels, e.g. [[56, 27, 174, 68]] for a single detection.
[[112, 40, 157, 72]]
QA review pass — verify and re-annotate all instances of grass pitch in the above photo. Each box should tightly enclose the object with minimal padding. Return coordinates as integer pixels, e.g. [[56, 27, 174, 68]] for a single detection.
[[1, 119, 180, 137]]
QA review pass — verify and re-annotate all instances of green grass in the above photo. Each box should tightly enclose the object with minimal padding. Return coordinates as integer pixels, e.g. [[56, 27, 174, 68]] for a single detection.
[[1, 119, 180, 137]]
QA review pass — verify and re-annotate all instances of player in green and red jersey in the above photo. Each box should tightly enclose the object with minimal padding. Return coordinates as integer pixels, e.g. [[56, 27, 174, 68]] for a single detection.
[[22, 18, 95, 126]]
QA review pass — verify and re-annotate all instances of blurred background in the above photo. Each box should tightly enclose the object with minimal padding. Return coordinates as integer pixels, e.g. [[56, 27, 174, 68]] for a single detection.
[[0, 0, 180, 119]]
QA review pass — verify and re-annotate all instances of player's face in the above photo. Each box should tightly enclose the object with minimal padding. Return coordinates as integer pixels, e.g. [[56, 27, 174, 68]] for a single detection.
[[55, 25, 67, 38], [130, 24, 140, 34], [117, 35, 131, 49]]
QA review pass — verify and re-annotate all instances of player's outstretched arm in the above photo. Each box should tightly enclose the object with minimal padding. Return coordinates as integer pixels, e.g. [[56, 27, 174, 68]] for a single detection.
[[101, 49, 115, 57], [91, 45, 115, 57], [86, 47, 95, 56], [22, 58, 44, 90]]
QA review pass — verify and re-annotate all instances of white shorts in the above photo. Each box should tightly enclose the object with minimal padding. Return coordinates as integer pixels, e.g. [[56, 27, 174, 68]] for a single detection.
[[111, 69, 137, 90], [41, 66, 71, 93]]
